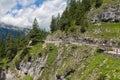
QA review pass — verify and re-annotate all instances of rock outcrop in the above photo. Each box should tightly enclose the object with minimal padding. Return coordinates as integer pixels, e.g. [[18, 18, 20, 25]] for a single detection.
[[56, 69, 75, 80], [89, 4, 120, 23], [0, 55, 48, 80], [0, 68, 6, 80]]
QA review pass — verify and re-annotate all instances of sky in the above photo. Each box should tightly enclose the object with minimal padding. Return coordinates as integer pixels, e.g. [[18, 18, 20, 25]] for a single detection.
[[0, 0, 67, 31]]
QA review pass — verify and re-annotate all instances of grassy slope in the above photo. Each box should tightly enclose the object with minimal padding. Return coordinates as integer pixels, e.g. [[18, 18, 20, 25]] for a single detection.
[[79, 53, 120, 80], [13, 42, 43, 64], [102, 0, 119, 4], [39, 42, 120, 80], [85, 23, 120, 40], [40, 44, 58, 80], [1, 36, 119, 80], [58, 46, 120, 80], [40, 22, 120, 80], [23, 75, 33, 80]]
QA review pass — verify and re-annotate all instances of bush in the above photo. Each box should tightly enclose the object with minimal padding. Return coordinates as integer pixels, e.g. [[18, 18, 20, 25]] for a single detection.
[[95, 0, 103, 8], [67, 26, 80, 34], [117, 42, 120, 47], [24, 75, 33, 80], [80, 26, 86, 33], [98, 74, 106, 80]]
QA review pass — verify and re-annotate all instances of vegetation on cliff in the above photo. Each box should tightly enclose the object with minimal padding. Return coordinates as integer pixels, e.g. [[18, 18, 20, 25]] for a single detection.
[[0, 18, 47, 67]]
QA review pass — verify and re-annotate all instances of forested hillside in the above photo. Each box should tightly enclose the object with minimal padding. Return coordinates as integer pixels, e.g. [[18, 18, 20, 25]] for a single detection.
[[0, 18, 47, 66], [50, 0, 103, 33]]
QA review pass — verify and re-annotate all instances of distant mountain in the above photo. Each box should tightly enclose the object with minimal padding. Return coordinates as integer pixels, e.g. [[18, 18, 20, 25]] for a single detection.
[[0, 22, 30, 37]]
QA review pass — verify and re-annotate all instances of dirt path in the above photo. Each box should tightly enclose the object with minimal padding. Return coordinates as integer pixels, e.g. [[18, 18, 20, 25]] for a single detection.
[[44, 40, 120, 56]]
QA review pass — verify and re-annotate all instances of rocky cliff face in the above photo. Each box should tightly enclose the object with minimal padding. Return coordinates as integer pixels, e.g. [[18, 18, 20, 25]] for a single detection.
[[89, 4, 120, 23], [0, 55, 48, 80], [0, 68, 6, 80]]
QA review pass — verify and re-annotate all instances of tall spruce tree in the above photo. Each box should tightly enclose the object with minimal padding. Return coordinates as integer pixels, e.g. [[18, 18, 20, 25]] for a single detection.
[[59, 7, 70, 31], [0, 33, 5, 58], [68, 0, 77, 25], [28, 18, 46, 45], [50, 16, 57, 32], [33, 18, 39, 30], [50, 13, 61, 32], [82, 0, 91, 11], [6, 33, 18, 59]]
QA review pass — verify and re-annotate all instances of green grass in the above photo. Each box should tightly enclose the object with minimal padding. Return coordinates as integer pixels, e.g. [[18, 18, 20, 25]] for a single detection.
[[102, 0, 119, 4], [86, 23, 120, 40], [79, 53, 106, 80], [22, 42, 44, 61], [79, 53, 120, 80], [21, 42, 120, 80], [46, 44, 58, 66], [0, 58, 9, 67], [12, 42, 43, 64], [23, 75, 33, 80], [99, 55, 120, 79], [57, 47, 120, 80], [40, 44, 58, 80], [12, 50, 23, 64], [29, 42, 43, 56], [57, 45, 92, 75]]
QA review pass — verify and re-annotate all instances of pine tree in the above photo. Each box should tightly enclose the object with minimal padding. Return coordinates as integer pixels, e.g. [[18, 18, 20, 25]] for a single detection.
[[50, 16, 57, 32], [5, 33, 17, 59], [32, 18, 39, 30], [0, 33, 6, 58], [68, 0, 77, 25], [59, 7, 70, 31], [50, 13, 61, 32], [80, 14, 88, 33], [75, 1, 85, 25], [15, 32, 22, 50], [82, 0, 91, 11], [28, 18, 46, 45], [20, 33, 29, 48], [56, 13, 61, 30], [29, 18, 40, 41], [0, 33, 5, 44]]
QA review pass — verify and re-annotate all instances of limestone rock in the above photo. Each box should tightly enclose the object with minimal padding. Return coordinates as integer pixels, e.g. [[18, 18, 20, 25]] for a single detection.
[[89, 4, 120, 23]]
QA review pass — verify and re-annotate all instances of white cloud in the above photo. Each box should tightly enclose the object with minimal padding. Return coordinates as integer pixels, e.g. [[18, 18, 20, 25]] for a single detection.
[[0, 0, 16, 16], [0, 0, 67, 31]]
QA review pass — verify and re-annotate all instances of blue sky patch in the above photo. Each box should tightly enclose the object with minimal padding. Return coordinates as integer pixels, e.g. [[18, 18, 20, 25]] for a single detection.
[[35, 0, 45, 7]]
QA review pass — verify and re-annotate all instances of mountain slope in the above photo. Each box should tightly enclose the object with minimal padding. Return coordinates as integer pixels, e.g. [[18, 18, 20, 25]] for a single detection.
[[1, 38, 119, 80], [0, 23, 29, 37], [0, 0, 120, 80]]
